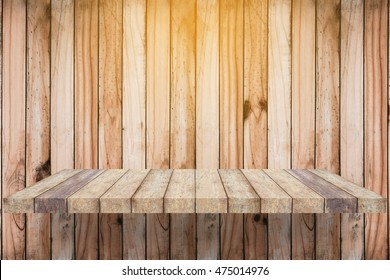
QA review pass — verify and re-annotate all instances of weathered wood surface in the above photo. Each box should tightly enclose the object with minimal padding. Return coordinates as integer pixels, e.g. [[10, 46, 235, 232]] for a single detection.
[[4, 169, 386, 214]]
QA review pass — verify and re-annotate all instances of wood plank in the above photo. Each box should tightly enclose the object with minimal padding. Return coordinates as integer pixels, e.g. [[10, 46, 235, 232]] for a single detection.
[[4, 170, 81, 213], [310, 169, 386, 213], [164, 169, 195, 213], [98, 0, 123, 260], [388, 0, 390, 261], [0, 1, 2, 260], [74, 0, 99, 261], [218, 169, 260, 213], [51, 0, 75, 260], [340, 0, 364, 260], [220, 0, 244, 260], [364, 0, 389, 260], [243, 0, 268, 261], [35, 170, 105, 213], [288, 169, 357, 213], [291, 0, 316, 260], [68, 170, 127, 213], [132, 169, 172, 213], [26, 0, 51, 260], [2, 0, 26, 259], [100, 169, 149, 213], [241, 169, 291, 213], [196, 0, 220, 260], [170, 0, 196, 260], [316, 0, 341, 260], [196, 169, 227, 213], [268, 0, 292, 260], [122, 0, 147, 260], [264, 170, 323, 213], [146, 0, 171, 260]]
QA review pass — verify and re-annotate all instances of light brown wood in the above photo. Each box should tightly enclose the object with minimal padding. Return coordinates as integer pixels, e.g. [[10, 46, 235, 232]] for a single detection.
[[4, 170, 80, 213], [122, 0, 147, 260], [0, 1, 2, 260], [291, 0, 316, 260], [196, 0, 220, 260], [100, 169, 149, 213], [268, 0, 292, 260], [132, 169, 173, 213], [75, 0, 99, 260], [219, 170, 260, 213], [146, 0, 171, 260], [243, 0, 269, 260], [264, 170, 323, 213], [316, 0, 341, 260], [26, 0, 51, 260], [364, 0, 388, 260], [68, 170, 127, 213], [196, 169, 227, 213], [98, 0, 123, 260], [242, 169, 291, 213], [220, 0, 244, 260], [2, 0, 26, 259], [164, 169, 195, 213]]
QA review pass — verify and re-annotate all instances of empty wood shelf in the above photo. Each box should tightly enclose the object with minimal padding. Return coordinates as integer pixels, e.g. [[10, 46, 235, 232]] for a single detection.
[[3, 169, 387, 214]]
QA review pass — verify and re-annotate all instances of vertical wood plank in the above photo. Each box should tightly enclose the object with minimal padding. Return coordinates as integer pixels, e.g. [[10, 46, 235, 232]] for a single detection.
[[388, 0, 390, 261], [98, 0, 123, 260], [75, 0, 99, 260], [146, 0, 170, 260], [220, 0, 244, 260], [26, 0, 51, 260], [243, 0, 268, 260], [196, 0, 220, 260], [2, 0, 26, 260], [170, 0, 196, 260], [51, 0, 74, 259], [291, 0, 316, 260], [340, 0, 364, 260], [316, 0, 341, 260], [364, 0, 388, 260], [122, 0, 146, 260], [268, 0, 291, 260]]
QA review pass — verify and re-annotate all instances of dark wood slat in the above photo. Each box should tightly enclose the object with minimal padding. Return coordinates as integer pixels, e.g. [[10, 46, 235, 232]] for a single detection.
[[35, 170, 105, 213], [288, 169, 357, 213]]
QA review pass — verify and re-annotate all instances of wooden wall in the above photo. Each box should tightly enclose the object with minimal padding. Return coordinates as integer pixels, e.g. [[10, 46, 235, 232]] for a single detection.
[[1, 0, 389, 260]]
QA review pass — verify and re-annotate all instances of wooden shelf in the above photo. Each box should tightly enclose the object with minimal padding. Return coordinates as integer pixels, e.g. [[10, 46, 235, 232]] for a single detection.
[[3, 169, 387, 214]]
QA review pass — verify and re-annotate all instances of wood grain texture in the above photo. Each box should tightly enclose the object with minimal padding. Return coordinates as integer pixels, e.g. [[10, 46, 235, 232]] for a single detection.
[[196, 0, 220, 259], [196, 169, 227, 213], [146, 0, 170, 260], [26, 0, 51, 260], [68, 170, 126, 213], [316, 0, 341, 260], [2, 0, 26, 260], [0, 0, 2, 261], [291, 0, 316, 260], [289, 170, 357, 213], [51, 0, 75, 260], [122, 0, 147, 260], [100, 169, 149, 213], [164, 169, 195, 213], [98, 0, 123, 260], [132, 169, 172, 213], [340, 0, 364, 260], [75, 0, 99, 260], [170, 0, 197, 260], [264, 170, 323, 213], [35, 170, 104, 213], [219, 169, 260, 213], [268, 0, 291, 260], [243, 0, 268, 260], [364, 0, 388, 260], [220, 0, 244, 260], [242, 169, 291, 213], [310, 169, 386, 213]]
